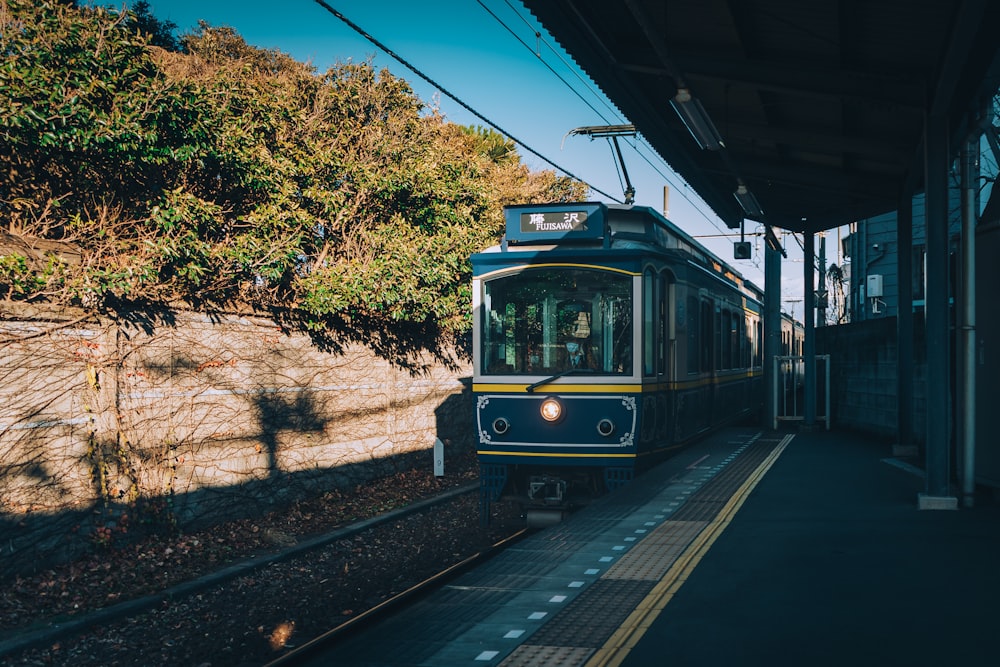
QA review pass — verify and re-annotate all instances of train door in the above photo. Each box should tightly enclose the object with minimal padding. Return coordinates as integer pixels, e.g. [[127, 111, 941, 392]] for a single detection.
[[641, 267, 673, 444], [657, 272, 674, 442], [700, 296, 715, 431]]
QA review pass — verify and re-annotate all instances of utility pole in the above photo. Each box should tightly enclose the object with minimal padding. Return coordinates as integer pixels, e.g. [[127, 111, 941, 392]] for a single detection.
[[817, 233, 827, 326]]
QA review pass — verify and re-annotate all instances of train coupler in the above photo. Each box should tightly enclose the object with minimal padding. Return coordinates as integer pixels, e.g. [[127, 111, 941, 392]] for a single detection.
[[528, 476, 567, 503]]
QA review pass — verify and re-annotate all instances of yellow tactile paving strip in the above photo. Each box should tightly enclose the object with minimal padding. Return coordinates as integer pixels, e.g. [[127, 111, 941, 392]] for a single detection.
[[587, 434, 793, 667], [600, 520, 710, 581], [497, 434, 793, 667], [501, 645, 595, 667]]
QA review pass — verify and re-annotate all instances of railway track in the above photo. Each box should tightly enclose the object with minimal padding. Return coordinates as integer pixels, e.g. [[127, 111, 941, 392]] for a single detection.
[[2, 482, 523, 666], [264, 527, 528, 666]]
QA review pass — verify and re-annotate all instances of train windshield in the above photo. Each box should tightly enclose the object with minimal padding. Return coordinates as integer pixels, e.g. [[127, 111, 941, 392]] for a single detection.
[[481, 268, 633, 376]]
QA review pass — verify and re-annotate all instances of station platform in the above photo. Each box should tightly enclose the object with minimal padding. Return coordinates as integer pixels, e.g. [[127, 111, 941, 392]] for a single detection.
[[306, 427, 1000, 666]]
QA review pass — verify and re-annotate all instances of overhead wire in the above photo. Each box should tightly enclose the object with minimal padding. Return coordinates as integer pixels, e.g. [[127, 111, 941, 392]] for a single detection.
[[313, 0, 736, 242], [490, 1, 733, 237], [311, 0, 622, 202], [496, 0, 624, 123], [481, 0, 617, 124]]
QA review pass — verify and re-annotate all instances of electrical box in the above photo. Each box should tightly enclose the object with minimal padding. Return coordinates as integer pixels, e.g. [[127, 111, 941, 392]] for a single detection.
[[867, 274, 883, 298], [733, 241, 752, 260]]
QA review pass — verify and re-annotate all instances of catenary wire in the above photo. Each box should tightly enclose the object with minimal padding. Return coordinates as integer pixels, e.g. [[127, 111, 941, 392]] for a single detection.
[[315, 0, 734, 243], [311, 0, 623, 202], [490, 0, 733, 237]]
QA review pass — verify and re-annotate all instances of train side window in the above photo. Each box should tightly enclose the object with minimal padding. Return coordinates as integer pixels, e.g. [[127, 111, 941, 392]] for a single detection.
[[731, 310, 740, 369], [657, 273, 668, 376], [753, 318, 764, 368], [741, 314, 750, 369], [643, 269, 655, 376], [687, 295, 699, 374], [725, 310, 731, 370], [714, 304, 723, 371], [700, 299, 713, 373]]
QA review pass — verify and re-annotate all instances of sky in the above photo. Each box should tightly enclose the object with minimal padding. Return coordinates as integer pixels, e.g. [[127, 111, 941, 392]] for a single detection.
[[138, 0, 823, 311]]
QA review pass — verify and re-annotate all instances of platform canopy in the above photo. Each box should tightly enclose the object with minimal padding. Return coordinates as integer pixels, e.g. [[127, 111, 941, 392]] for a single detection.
[[521, 0, 1000, 234]]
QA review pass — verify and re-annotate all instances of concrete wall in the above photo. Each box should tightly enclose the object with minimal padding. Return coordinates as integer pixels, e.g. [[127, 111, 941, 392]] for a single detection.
[[0, 303, 472, 576]]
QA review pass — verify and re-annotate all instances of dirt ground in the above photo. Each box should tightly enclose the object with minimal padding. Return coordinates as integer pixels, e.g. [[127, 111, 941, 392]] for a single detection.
[[1, 449, 520, 666]]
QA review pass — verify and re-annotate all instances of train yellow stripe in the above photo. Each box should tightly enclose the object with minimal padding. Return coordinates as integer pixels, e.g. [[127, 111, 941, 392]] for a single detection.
[[474, 371, 762, 394], [473, 383, 643, 393], [476, 262, 641, 280], [477, 451, 637, 459]]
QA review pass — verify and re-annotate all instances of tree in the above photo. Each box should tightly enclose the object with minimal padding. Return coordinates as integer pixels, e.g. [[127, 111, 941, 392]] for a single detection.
[[125, 1, 179, 51], [825, 264, 849, 324], [0, 1, 587, 366]]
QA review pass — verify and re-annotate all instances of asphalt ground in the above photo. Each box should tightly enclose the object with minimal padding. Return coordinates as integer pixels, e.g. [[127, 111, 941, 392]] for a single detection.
[[268, 427, 1000, 667], [618, 429, 1000, 667]]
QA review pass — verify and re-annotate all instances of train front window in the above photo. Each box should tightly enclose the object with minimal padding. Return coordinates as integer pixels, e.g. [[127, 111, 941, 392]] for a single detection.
[[481, 268, 633, 375]]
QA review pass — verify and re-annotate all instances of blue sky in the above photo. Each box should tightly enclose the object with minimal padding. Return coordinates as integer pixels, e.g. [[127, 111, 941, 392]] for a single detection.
[[139, 0, 815, 297]]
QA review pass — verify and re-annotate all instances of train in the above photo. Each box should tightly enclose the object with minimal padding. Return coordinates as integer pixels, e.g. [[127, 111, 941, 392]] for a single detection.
[[470, 201, 798, 526]]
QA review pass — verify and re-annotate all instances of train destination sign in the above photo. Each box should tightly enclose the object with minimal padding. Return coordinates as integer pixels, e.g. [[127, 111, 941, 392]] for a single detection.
[[504, 202, 607, 244], [519, 210, 589, 233]]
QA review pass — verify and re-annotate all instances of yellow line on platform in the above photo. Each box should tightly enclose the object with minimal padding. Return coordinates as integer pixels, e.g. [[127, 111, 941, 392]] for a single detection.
[[585, 433, 794, 667]]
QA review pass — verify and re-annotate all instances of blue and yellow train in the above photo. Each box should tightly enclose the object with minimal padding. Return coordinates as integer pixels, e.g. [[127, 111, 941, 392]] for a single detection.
[[471, 201, 774, 526]]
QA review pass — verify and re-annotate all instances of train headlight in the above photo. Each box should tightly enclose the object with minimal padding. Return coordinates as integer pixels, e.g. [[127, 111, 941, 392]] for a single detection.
[[539, 397, 563, 422], [492, 417, 510, 435], [597, 418, 615, 437]]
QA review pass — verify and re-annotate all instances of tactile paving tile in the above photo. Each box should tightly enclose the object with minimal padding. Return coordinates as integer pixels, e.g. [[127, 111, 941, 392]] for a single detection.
[[601, 520, 709, 581], [330, 587, 523, 662], [425, 586, 521, 608], [670, 441, 774, 521], [499, 644, 596, 667], [451, 572, 550, 591], [539, 524, 615, 543], [521, 579, 654, 647], [471, 557, 562, 578]]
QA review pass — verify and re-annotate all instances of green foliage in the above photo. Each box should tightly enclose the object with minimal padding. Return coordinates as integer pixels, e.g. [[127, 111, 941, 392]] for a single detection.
[[0, 0, 588, 364]]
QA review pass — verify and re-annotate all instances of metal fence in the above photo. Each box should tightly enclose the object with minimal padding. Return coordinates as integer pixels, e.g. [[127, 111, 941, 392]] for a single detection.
[[772, 355, 830, 430]]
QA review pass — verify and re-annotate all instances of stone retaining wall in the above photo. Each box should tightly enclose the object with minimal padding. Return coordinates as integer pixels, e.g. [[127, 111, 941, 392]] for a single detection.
[[0, 304, 472, 577]]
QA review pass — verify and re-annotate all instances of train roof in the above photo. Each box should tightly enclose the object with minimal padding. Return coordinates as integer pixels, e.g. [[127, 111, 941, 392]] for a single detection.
[[484, 201, 762, 299]]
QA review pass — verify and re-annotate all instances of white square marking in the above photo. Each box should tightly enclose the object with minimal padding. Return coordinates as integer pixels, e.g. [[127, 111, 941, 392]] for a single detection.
[[624, 536, 637, 542], [585, 568, 600, 575], [550, 594, 568, 602], [528, 612, 547, 620], [568, 581, 584, 588], [504, 630, 525, 639], [613, 545, 626, 551], [476, 650, 500, 660], [599, 556, 614, 562]]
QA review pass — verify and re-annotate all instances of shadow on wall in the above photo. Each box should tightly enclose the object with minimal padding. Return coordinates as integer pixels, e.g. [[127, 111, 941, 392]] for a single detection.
[[256, 392, 328, 479], [0, 311, 474, 579], [0, 384, 474, 579]]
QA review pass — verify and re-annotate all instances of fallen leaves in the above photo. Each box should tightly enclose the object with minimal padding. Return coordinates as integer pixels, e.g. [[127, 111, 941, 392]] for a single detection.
[[1, 449, 480, 633], [0, 448, 520, 666]]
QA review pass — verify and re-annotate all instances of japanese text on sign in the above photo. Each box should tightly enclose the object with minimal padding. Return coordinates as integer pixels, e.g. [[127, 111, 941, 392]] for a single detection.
[[520, 211, 589, 233]]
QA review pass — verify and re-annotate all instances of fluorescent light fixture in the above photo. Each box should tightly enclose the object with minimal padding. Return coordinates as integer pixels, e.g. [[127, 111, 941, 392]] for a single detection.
[[670, 88, 724, 150], [734, 183, 764, 217]]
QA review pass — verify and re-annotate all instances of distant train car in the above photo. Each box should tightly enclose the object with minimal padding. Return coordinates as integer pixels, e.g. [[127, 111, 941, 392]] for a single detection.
[[471, 202, 766, 525], [779, 312, 806, 390]]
